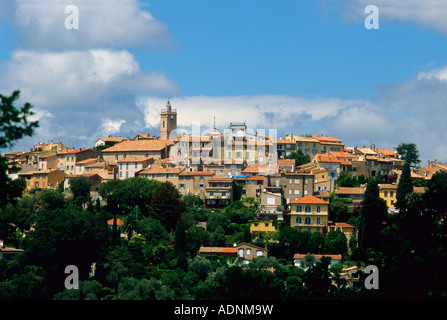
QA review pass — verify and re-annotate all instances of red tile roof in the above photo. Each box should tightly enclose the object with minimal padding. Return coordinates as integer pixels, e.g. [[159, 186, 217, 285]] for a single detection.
[[293, 253, 342, 260], [290, 195, 329, 204]]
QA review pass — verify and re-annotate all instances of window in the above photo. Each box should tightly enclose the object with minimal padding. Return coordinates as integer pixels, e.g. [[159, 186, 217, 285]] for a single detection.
[[305, 217, 311, 225], [296, 217, 302, 225], [267, 197, 275, 205], [295, 179, 299, 184], [317, 217, 320, 225], [305, 206, 311, 213], [239, 249, 244, 257], [390, 191, 394, 197], [296, 205, 302, 213], [246, 248, 251, 255], [317, 205, 320, 213], [294, 190, 299, 195], [257, 250, 263, 257], [384, 191, 388, 197]]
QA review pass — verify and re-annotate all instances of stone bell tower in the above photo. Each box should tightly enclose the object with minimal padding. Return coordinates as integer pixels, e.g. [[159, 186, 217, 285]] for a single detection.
[[160, 100, 177, 140]]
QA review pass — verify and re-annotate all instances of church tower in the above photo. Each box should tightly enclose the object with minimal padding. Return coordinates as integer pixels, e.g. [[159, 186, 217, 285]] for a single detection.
[[160, 100, 177, 140]]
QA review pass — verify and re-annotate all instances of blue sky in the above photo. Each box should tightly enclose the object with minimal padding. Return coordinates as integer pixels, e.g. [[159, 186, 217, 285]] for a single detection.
[[1, 0, 447, 163]]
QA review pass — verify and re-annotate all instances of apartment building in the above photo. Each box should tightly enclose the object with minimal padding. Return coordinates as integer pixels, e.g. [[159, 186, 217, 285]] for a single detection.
[[19, 169, 66, 191], [117, 157, 154, 180], [290, 195, 329, 233]]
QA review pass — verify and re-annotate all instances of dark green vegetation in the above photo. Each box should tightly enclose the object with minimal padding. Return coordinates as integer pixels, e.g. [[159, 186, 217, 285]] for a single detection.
[[0, 92, 446, 300]]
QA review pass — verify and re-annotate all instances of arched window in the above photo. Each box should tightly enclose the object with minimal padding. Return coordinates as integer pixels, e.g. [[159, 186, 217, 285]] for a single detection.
[[305, 205, 311, 213], [305, 217, 311, 225]]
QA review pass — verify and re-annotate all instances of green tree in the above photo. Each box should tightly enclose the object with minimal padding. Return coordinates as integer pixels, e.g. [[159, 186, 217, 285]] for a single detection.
[[396, 161, 413, 211], [99, 177, 161, 216], [0, 90, 39, 209], [285, 150, 311, 166], [335, 172, 359, 188], [357, 179, 388, 254], [424, 171, 447, 217], [37, 188, 65, 211], [151, 181, 185, 232], [329, 199, 351, 222], [324, 229, 348, 256], [396, 143, 420, 167], [22, 206, 108, 297], [69, 176, 92, 206], [122, 205, 142, 239]]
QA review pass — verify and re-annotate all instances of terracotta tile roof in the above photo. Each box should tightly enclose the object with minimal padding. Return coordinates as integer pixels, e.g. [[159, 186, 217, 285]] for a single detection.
[[340, 161, 351, 166], [276, 139, 294, 144], [58, 148, 96, 155], [290, 195, 329, 204], [330, 222, 355, 229], [293, 253, 342, 260], [379, 183, 397, 189], [376, 148, 396, 156], [251, 176, 265, 181], [199, 247, 237, 254], [102, 140, 173, 152], [355, 148, 377, 155], [335, 187, 364, 195], [242, 164, 277, 174], [294, 136, 319, 143], [138, 167, 184, 175], [278, 159, 295, 166], [328, 151, 356, 159], [312, 135, 343, 143], [107, 218, 125, 226], [315, 154, 341, 163], [117, 156, 153, 163], [194, 171, 214, 176], [423, 167, 438, 173], [76, 158, 99, 165]]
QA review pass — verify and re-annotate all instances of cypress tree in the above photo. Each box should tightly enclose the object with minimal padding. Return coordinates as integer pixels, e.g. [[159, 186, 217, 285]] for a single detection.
[[357, 179, 388, 254], [396, 161, 413, 212]]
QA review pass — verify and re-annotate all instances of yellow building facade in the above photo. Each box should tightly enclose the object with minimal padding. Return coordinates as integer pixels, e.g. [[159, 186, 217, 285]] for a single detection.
[[290, 195, 329, 233], [378, 183, 397, 209]]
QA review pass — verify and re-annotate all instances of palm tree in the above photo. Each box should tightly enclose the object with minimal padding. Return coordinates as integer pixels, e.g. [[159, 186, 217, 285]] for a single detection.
[[123, 205, 142, 239]]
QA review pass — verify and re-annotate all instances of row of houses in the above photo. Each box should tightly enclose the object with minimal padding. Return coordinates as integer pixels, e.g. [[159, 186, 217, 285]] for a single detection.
[[3, 101, 444, 228]]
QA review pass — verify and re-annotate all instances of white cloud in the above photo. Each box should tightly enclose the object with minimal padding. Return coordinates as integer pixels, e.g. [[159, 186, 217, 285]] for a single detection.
[[0, 49, 180, 109], [100, 118, 126, 136], [335, 0, 447, 34], [12, 0, 176, 51], [136, 95, 353, 136]]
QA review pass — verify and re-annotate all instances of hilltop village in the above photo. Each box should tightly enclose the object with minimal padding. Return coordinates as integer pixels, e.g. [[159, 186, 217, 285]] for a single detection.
[[2, 101, 447, 300], [5, 101, 442, 217]]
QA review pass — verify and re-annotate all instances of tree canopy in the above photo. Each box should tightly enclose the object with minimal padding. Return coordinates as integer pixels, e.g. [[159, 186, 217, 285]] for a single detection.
[[396, 143, 420, 167]]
